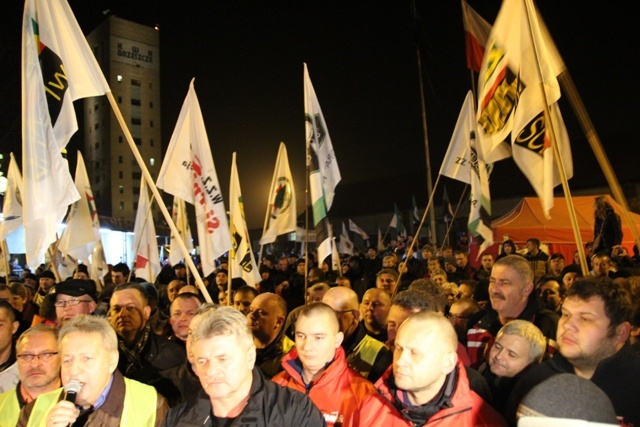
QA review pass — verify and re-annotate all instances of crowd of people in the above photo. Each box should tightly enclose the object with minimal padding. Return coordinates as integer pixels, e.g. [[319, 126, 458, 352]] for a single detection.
[[0, 197, 638, 426]]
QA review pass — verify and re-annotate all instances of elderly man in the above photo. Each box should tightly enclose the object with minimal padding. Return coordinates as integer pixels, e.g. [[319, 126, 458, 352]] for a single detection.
[[18, 316, 168, 426], [53, 279, 98, 326], [507, 277, 640, 426], [0, 325, 60, 426], [0, 300, 19, 393], [358, 311, 506, 426], [361, 288, 391, 343], [247, 292, 294, 379], [466, 255, 559, 368], [273, 303, 377, 426], [323, 287, 392, 383], [481, 320, 546, 414], [162, 307, 325, 426], [168, 293, 203, 346], [109, 283, 186, 404]]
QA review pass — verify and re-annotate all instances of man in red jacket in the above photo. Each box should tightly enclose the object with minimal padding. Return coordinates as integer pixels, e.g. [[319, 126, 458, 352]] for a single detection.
[[273, 303, 377, 427], [358, 311, 506, 426]]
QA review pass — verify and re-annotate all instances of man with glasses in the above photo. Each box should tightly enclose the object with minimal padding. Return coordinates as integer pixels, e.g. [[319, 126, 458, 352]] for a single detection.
[[0, 325, 60, 426], [53, 279, 98, 326], [323, 286, 392, 382]]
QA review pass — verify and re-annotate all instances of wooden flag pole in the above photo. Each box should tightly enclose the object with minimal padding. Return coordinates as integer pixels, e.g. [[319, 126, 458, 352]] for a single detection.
[[522, 1, 589, 275], [393, 173, 443, 298], [105, 92, 212, 303], [1, 240, 12, 280], [558, 71, 640, 250], [438, 184, 469, 255]]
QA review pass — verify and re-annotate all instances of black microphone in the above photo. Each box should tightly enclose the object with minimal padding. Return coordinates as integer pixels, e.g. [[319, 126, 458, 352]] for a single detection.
[[63, 380, 82, 404]]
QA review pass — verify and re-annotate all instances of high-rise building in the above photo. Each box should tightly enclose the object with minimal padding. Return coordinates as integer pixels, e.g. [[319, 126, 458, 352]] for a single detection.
[[84, 16, 161, 229]]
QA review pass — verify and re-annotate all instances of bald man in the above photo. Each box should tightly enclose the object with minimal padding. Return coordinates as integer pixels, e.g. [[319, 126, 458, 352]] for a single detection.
[[247, 293, 294, 379], [273, 303, 377, 425], [358, 312, 506, 426], [360, 288, 391, 343], [323, 287, 392, 383]]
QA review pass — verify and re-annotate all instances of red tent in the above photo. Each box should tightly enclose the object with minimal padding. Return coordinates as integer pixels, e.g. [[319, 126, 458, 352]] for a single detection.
[[476, 195, 640, 264]]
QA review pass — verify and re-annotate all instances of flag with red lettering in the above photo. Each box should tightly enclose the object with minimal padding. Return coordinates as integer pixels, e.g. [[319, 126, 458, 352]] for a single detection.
[[476, 0, 571, 217], [132, 178, 160, 283], [157, 79, 231, 277], [22, 0, 110, 266], [461, 0, 492, 72]]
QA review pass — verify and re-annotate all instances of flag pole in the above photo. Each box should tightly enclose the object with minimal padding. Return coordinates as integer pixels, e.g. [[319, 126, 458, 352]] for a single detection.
[[523, 0, 589, 275], [1, 241, 11, 280], [412, 0, 438, 244], [393, 173, 443, 298], [558, 72, 640, 250], [105, 92, 212, 303], [258, 145, 280, 267], [178, 200, 191, 287], [304, 142, 310, 302], [438, 184, 469, 254]]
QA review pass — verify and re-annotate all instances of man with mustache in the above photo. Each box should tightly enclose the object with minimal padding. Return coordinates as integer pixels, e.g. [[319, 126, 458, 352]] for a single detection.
[[466, 255, 559, 368]]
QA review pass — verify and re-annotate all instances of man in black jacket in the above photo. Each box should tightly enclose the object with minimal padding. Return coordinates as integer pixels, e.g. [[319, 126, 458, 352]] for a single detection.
[[109, 283, 186, 405], [506, 277, 640, 426], [162, 306, 325, 427]]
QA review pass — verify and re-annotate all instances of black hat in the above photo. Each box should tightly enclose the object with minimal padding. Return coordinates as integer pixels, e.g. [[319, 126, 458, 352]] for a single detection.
[[54, 279, 97, 301], [173, 262, 186, 269], [39, 270, 56, 280]]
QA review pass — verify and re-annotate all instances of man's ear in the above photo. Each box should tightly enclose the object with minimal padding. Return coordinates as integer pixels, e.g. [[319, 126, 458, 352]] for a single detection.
[[143, 305, 151, 321], [614, 321, 632, 345]]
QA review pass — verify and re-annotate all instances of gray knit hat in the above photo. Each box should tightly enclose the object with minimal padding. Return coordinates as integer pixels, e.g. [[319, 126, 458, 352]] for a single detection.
[[517, 374, 618, 426]]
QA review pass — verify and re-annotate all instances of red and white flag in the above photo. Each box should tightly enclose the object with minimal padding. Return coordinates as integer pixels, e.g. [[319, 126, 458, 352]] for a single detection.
[[22, 0, 110, 266], [132, 178, 160, 283], [461, 0, 492, 72], [157, 79, 231, 277]]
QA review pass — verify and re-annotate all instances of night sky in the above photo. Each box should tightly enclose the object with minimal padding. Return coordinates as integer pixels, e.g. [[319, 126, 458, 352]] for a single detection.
[[1, 1, 639, 232]]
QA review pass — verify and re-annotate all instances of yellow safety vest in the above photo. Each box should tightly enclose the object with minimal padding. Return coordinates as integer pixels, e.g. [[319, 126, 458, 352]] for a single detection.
[[0, 388, 20, 427], [26, 377, 157, 427]]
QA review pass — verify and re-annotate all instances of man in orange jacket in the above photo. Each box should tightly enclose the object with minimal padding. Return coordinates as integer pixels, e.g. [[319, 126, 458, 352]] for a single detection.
[[357, 311, 506, 426], [272, 302, 377, 427]]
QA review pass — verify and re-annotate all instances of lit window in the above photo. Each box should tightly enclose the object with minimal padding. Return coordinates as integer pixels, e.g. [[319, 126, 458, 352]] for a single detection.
[[117, 75, 123, 82], [150, 158, 155, 166]]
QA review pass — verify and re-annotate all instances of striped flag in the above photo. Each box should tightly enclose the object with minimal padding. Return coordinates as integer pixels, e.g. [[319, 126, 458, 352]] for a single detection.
[[22, 0, 110, 266], [305, 64, 340, 265], [461, 0, 492, 72]]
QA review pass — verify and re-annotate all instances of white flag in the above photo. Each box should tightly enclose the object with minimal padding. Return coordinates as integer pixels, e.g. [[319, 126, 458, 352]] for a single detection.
[[157, 79, 232, 277], [229, 153, 261, 287], [90, 240, 109, 287], [259, 142, 297, 245], [132, 178, 160, 283], [348, 218, 369, 240], [476, 0, 571, 217], [169, 197, 194, 267], [0, 154, 24, 242], [339, 222, 354, 255], [57, 152, 102, 262], [304, 63, 341, 211], [441, 91, 494, 254], [22, 0, 110, 267]]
